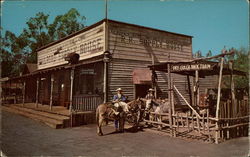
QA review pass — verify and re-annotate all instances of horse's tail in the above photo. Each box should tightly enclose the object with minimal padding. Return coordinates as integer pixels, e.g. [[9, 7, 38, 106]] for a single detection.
[[96, 106, 99, 125]]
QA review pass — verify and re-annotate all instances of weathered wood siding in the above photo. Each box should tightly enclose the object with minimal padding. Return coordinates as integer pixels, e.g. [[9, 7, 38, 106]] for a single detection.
[[108, 21, 192, 62], [108, 59, 149, 100], [199, 75, 218, 94], [37, 23, 105, 70], [107, 21, 193, 103]]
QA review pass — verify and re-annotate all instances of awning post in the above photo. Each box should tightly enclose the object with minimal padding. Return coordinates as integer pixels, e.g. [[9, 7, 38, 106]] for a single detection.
[[36, 77, 39, 108], [215, 57, 224, 144], [195, 70, 199, 107], [50, 74, 54, 111], [167, 64, 173, 136], [22, 80, 26, 107], [69, 68, 75, 114], [103, 51, 111, 103]]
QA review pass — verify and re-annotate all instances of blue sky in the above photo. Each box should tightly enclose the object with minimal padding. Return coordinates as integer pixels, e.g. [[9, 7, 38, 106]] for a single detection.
[[1, 0, 249, 55]]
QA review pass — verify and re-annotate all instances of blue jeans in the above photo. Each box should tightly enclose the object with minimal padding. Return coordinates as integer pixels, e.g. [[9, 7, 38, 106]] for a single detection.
[[114, 120, 119, 129]]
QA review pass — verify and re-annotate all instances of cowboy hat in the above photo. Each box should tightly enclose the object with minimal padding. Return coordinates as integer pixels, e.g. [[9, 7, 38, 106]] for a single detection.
[[148, 88, 154, 91], [116, 88, 123, 91]]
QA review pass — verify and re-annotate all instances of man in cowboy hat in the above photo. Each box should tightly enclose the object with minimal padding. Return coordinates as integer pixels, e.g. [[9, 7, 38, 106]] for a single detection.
[[113, 88, 128, 132], [113, 88, 127, 102], [145, 88, 156, 110], [144, 88, 156, 123]]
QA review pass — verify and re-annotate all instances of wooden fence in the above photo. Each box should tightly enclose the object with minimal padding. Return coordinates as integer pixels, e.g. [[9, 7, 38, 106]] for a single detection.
[[72, 95, 102, 111], [143, 86, 249, 143]]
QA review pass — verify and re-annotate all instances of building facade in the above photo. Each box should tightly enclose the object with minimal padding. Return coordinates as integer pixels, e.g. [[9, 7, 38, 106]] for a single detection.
[[4, 19, 217, 111]]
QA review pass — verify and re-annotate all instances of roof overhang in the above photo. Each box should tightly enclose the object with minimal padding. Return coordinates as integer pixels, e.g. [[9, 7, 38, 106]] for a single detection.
[[148, 60, 246, 77]]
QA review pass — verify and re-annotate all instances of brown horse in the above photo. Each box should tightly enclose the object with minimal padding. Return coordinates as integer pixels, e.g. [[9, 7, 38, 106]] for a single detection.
[[96, 98, 146, 136], [126, 98, 146, 129]]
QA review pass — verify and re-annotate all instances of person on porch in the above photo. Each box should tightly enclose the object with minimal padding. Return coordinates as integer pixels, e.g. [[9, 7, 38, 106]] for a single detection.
[[112, 88, 128, 132]]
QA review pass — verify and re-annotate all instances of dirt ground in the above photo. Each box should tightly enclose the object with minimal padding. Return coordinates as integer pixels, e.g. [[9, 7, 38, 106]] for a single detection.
[[1, 110, 249, 157]]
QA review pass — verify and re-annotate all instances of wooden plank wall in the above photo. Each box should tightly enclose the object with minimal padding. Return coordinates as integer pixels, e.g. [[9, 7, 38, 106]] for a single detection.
[[108, 59, 149, 100], [107, 21, 193, 103]]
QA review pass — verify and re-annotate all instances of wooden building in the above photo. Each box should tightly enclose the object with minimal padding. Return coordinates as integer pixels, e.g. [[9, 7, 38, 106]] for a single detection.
[[4, 19, 209, 112]]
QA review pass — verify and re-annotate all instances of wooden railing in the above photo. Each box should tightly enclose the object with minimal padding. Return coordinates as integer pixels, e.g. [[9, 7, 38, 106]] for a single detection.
[[144, 99, 249, 143], [72, 95, 102, 111]]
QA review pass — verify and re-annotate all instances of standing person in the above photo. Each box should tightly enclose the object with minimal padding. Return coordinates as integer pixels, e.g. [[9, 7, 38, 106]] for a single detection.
[[145, 88, 155, 110], [113, 88, 127, 132]]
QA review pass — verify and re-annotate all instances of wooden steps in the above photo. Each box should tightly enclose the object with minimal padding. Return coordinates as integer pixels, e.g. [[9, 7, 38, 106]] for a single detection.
[[2, 105, 70, 129]]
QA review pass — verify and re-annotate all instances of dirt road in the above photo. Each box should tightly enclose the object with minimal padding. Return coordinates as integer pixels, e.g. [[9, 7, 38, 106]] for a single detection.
[[1, 110, 249, 157]]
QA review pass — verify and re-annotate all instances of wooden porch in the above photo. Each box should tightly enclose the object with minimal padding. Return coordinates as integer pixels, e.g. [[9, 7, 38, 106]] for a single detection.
[[2, 103, 96, 128]]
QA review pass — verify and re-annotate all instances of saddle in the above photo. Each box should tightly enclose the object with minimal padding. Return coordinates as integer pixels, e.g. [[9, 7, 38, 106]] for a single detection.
[[105, 103, 123, 118]]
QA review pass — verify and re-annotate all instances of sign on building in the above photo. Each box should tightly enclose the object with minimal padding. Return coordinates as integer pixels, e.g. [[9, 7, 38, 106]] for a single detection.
[[171, 63, 213, 72], [37, 23, 105, 70]]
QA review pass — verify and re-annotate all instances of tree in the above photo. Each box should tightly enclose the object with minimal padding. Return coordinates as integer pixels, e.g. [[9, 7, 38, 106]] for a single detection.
[[223, 48, 249, 89], [193, 50, 202, 58], [1, 8, 86, 77]]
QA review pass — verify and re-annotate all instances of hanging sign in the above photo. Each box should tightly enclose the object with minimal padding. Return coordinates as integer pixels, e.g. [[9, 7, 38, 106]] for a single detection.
[[171, 63, 213, 72]]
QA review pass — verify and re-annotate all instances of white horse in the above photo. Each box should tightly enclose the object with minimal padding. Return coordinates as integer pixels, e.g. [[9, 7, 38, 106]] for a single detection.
[[113, 101, 129, 113], [145, 99, 170, 129]]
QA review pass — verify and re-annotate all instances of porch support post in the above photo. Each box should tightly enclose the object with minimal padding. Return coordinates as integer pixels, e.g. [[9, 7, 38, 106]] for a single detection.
[[151, 54, 157, 98], [103, 61, 108, 103], [195, 70, 199, 107], [22, 80, 26, 107], [103, 51, 111, 103], [229, 61, 235, 139], [170, 75, 176, 137], [187, 75, 193, 106], [49, 74, 54, 111], [229, 61, 235, 115], [103, 19, 110, 103], [215, 57, 224, 144], [14, 81, 17, 104], [167, 64, 173, 137], [36, 77, 39, 108], [69, 68, 75, 113]]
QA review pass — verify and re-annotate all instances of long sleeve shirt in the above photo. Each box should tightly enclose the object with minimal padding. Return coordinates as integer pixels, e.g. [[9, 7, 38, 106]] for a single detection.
[[113, 94, 126, 102]]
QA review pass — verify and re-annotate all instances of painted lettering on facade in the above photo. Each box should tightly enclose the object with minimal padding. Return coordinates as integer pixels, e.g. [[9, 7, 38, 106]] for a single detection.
[[110, 27, 191, 51], [38, 24, 105, 70]]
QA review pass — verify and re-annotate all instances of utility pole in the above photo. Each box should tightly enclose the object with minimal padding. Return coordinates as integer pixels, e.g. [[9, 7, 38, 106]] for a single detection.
[[105, 0, 108, 19]]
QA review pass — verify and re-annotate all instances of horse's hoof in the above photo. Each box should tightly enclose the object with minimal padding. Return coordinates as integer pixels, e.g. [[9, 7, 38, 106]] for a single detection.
[[98, 133, 103, 136]]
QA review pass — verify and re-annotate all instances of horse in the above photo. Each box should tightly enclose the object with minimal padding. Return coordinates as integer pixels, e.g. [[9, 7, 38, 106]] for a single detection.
[[96, 98, 146, 136], [96, 102, 128, 136], [126, 98, 147, 130], [145, 99, 170, 130]]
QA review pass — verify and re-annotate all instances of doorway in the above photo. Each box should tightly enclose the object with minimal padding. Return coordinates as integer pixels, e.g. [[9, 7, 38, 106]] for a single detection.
[[135, 84, 151, 98]]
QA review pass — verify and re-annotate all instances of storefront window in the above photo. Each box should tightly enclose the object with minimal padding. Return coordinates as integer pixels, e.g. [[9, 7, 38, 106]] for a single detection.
[[74, 68, 95, 95]]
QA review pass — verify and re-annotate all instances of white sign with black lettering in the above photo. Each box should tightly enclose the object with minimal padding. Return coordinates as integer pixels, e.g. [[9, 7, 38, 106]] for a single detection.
[[171, 63, 213, 72]]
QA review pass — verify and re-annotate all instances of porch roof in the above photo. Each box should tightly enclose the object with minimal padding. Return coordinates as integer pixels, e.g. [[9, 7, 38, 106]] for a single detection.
[[8, 55, 104, 81], [148, 59, 246, 78]]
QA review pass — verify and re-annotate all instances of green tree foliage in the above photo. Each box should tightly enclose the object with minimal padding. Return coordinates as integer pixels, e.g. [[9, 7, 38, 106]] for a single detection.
[[1, 8, 85, 77], [223, 48, 249, 89]]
